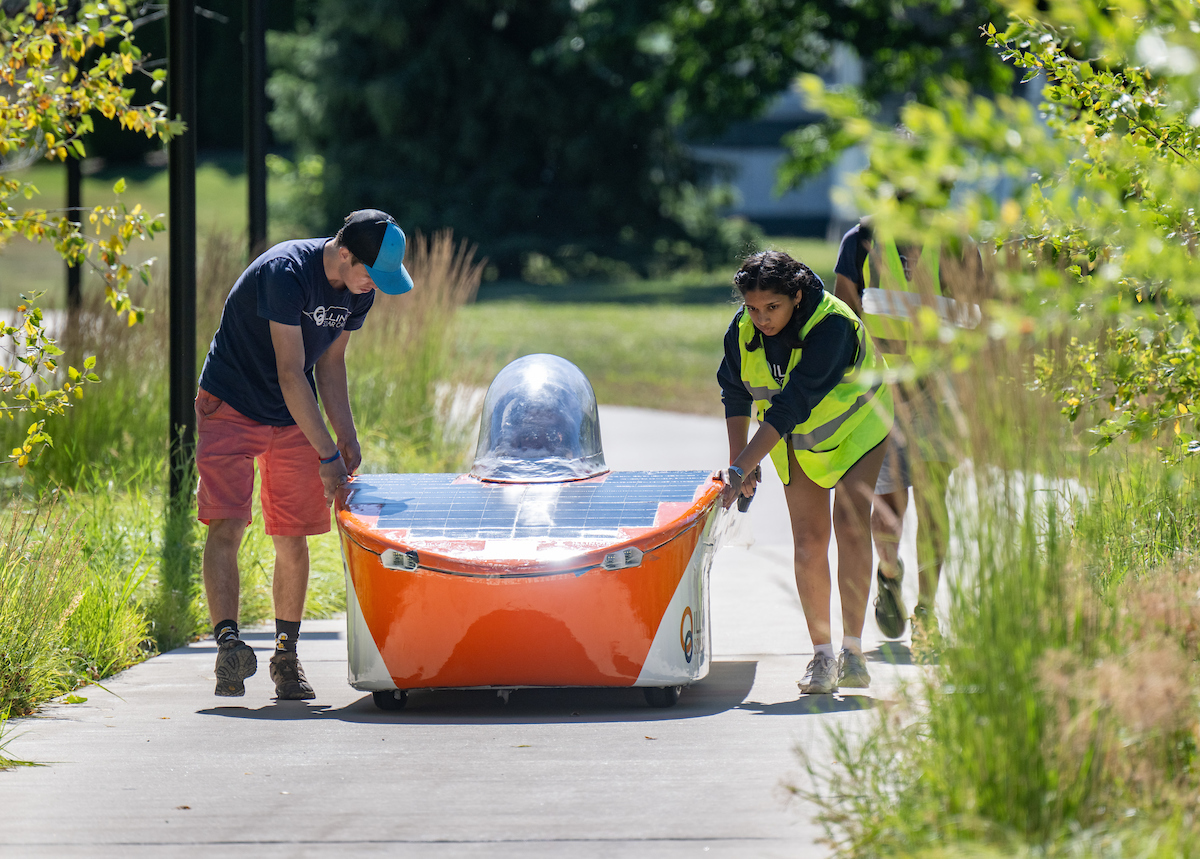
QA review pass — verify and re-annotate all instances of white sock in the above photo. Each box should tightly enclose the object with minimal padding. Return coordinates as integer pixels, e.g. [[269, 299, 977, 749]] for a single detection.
[[841, 636, 863, 656], [814, 643, 835, 658]]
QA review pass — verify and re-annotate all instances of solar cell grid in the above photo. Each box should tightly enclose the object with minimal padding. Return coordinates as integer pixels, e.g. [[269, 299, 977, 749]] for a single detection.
[[347, 471, 710, 538]]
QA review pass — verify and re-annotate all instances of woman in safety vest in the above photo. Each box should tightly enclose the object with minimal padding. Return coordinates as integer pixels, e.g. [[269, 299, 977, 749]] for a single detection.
[[717, 250, 893, 694]]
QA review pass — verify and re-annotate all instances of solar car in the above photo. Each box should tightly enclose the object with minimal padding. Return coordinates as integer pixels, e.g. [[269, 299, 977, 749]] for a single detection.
[[336, 354, 726, 710]]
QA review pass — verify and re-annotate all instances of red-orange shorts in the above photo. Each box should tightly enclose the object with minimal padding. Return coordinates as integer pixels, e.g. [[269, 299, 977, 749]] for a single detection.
[[195, 388, 330, 536]]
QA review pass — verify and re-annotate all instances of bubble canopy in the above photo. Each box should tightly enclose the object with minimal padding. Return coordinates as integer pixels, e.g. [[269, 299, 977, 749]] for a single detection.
[[470, 353, 608, 483]]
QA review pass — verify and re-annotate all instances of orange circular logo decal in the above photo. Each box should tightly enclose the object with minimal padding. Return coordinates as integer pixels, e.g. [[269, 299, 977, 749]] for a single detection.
[[680, 606, 694, 663]]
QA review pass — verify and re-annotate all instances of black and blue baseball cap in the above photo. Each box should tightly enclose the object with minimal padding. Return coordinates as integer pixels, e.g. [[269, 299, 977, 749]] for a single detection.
[[339, 209, 415, 295]]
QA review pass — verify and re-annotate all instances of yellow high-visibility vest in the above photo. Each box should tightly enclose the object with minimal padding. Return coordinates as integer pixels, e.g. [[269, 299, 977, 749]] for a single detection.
[[737, 292, 893, 489], [863, 239, 940, 359]]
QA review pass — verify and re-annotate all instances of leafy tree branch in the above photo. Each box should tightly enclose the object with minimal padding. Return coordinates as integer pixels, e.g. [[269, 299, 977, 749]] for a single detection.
[[0, 0, 181, 465]]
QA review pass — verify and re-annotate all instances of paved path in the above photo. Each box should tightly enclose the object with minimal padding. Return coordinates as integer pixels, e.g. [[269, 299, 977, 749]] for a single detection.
[[0, 406, 927, 858]]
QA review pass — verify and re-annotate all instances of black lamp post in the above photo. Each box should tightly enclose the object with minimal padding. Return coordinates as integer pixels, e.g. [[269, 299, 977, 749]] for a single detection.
[[168, 0, 197, 500], [245, 0, 268, 260]]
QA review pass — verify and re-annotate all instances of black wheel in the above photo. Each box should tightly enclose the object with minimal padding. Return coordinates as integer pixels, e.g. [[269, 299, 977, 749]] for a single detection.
[[643, 685, 681, 708], [372, 689, 408, 711]]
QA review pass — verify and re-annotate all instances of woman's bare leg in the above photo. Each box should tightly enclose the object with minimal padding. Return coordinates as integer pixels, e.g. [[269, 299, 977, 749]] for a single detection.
[[833, 440, 888, 638], [781, 449, 835, 646]]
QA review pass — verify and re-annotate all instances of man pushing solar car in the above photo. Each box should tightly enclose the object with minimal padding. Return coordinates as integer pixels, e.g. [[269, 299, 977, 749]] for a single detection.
[[335, 353, 727, 710]]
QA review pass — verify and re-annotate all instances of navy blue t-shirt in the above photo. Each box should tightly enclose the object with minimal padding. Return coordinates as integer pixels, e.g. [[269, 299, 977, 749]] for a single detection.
[[198, 238, 375, 426], [834, 222, 872, 295]]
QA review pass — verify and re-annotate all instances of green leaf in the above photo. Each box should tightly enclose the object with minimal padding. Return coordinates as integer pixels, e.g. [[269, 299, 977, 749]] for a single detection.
[[112, 177, 126, 194]]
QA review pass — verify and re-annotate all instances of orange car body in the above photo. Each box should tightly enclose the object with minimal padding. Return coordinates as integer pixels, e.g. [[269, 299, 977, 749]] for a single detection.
[[336, 471, 723, 692]]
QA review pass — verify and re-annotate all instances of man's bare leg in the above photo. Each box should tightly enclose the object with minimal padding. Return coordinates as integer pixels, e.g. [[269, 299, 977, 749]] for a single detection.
[[270, 534, 310, 622], [203, 518, 248, 625], [268, 534, 315, 700], [204, 518, 257, 696]]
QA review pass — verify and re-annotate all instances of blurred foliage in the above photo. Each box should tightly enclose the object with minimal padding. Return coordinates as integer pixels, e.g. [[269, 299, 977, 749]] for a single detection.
[[266, 0, 1009, 278], [784, 0, 1200, 461], [68, 0, 302, 160], [0, 0, 180, 463], [782, 1, 1200, 851]]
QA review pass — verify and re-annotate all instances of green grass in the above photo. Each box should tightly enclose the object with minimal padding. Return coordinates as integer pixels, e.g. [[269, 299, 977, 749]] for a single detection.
[[454, 237, 839, 417], [455, 300, 736, 415], [794, 348, 1200, 856], [0, 156, 302, 307]]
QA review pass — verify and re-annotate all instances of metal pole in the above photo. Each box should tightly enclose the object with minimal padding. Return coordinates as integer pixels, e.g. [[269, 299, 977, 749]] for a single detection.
[[66, 156, 81, 310], [64, 155, 83, 369], [168, 0, 197, 500], [244, 0, 268, 259]]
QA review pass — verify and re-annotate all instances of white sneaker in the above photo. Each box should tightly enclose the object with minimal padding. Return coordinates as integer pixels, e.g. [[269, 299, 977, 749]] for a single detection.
[[837, 648, 870, 688], [798, 652, 839, 694]]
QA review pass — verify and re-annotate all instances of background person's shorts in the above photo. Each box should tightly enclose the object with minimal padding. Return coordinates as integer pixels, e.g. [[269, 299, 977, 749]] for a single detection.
[[195, 389, 330, 536], [874, 382, 957, 495], [874, 430, 912, 495]]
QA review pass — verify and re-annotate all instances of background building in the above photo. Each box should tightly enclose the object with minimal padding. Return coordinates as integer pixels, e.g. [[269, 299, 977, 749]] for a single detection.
[[690, 45, 866, 240]]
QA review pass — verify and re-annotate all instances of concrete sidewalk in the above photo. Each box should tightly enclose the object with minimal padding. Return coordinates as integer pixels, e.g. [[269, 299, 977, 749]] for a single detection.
[[0, 406, 926, 858]]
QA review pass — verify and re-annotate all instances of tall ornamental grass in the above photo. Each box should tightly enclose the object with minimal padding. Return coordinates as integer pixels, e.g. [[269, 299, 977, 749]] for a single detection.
[[796, 325, 1200, 856], [0, 497, 151, 769], [0, 499, 150, 764], [351, 228, 486, 472]]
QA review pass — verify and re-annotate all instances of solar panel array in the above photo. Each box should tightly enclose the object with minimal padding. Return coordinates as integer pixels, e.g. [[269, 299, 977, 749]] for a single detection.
[[346, 471, 711, 539]]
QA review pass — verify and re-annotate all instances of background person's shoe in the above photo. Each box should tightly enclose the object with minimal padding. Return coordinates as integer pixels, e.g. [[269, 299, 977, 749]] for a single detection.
[[837, 649, 871, 688], [911, 604, 944, 660], [798, 653, 839, 694], [912, 604, 941, 637], [214, 639, 257, 697], [270, 651, 315, 700], [873, 562, 907, 639]]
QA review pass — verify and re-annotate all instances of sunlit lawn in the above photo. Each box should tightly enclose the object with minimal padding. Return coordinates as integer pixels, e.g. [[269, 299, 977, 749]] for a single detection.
[[454, 237, 839, 416], [454, 299, 732, 415], [0, 156, 295, 307]]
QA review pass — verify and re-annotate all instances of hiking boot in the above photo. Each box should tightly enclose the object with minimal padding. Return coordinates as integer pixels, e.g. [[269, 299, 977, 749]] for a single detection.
[[912, 604, 943, 660], [214, 639, 257, 697], [873, 562, 907, 639], [837, 648, 871, 688], [269, 651, 315, 700], [912, 604, 941, 638], [798, 652, 839, 695]]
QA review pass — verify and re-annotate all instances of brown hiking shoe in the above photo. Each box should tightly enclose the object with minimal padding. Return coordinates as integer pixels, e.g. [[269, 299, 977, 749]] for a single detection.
[[269, 651, 315, 700], [214, 639, 257, 697], [911, 604, 944, 662], [873, 562, 907, 639]]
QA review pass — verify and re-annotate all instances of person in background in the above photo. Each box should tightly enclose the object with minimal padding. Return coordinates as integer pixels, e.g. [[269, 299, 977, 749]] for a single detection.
[[834, 217, 980, 644], [717, 250, 893, 695], [195, 209, 413, 700]]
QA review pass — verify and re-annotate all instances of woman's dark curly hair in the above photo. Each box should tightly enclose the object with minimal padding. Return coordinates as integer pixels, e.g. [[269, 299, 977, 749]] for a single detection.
[[734, 250, 824, 350]]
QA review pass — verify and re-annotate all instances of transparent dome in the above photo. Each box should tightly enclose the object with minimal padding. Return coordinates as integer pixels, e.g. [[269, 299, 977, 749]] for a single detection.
[[469, 353, 608, 483]]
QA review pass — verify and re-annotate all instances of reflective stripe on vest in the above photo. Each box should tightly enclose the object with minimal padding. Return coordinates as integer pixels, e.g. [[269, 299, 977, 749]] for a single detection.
[[863, 240, 940, 357], [737, 292, 892, 486]]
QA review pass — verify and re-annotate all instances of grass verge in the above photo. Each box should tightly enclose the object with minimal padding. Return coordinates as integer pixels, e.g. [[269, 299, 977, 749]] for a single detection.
[[793, 341, 1200, 856]]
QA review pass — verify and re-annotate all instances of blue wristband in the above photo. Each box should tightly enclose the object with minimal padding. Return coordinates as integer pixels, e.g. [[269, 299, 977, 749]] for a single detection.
[[319, 449, 342, 465]]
